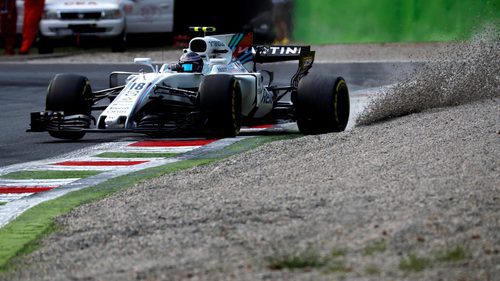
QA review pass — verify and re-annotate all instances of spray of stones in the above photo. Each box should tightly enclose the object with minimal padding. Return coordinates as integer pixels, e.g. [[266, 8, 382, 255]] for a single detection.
[[356, 25, 499, 126]]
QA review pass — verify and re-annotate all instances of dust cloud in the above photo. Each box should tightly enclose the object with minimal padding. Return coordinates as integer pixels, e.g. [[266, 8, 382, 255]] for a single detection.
[[356, 25, 499, 126]]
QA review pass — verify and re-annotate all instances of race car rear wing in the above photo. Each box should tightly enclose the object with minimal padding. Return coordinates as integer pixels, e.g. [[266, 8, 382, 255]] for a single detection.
[[253, 45, 315, 87], [253, 45, 314, 63]]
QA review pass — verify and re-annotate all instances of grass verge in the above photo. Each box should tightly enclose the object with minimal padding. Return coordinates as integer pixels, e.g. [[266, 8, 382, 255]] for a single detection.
[[266, 248, 351, 273], [267, 250, 326, 270], [0, 134, 298, 273], [434, 246, 470, 262], [399, 253, 432, 272], [331, 248, 347, 258], [362, 240, 387, 256], [399, 246, 471, 273], [364, 265, 380, 275], [324, 260, 352, 274]]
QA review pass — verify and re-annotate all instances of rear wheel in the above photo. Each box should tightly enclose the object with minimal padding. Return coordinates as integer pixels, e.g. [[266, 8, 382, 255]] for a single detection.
[[199, 74, 242, 137], [295, 75, 350, 134], [46, 74, 93, 140]]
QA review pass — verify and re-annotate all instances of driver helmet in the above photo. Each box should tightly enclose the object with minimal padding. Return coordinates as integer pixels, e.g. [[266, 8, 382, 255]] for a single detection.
[[179, 52, 204, 72]]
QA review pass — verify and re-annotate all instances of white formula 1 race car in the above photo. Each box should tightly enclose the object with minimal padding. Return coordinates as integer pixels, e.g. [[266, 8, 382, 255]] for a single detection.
[[29, 27, 350, 140]]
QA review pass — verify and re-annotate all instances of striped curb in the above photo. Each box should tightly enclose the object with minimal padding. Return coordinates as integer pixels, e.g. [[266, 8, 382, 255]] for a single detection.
[[0, 124, 282, 228], [0, 139, 217, 202], [0, 179, 76, 202], [0, 179, 78, 201]]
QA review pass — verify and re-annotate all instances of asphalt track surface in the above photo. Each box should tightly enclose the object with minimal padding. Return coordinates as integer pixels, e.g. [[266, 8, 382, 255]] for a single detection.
[[0, 62, 416, 168]]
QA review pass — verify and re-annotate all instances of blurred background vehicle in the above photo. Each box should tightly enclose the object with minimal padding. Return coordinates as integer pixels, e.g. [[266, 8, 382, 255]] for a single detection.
[[10, 0, 274, 53], [38, 0, 128, 53], [13, 0, 174, 54]]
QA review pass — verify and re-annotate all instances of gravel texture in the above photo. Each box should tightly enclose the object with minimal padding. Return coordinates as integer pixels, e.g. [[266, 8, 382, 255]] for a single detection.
[[2, 30, 499, 280]]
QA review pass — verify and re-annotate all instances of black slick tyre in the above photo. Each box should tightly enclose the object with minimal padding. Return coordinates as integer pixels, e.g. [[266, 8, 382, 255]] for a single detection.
[[295, 75, 350, 134], [199, 74, 242, 137], [46, 74, 93, 140]]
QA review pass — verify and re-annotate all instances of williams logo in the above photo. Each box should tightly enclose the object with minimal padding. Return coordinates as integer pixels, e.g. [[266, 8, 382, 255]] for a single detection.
[[208, 40, 225, 47]]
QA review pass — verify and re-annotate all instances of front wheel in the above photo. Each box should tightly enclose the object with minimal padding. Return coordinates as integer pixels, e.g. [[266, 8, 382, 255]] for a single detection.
[[46, 74, 93, 140], [295, 75, 350, 135], [199, 74, 242, 137]]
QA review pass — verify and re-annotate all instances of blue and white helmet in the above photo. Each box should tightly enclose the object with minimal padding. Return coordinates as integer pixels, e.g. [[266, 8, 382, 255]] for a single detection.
[[179, 52, 204, 72]]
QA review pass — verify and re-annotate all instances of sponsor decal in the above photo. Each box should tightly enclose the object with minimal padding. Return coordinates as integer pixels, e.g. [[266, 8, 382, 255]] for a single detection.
[[260, 91, 273, 104], [216, 65, 228, 72], [208, 40, 225, 47], [229, 33, 253, 64], [64, 1, 97, 5], [140, 5, 162, 20], [266, 46, 301, 55]]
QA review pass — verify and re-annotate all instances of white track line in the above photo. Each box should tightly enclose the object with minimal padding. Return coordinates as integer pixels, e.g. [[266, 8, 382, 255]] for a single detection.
[[0, 179, 78, 186]]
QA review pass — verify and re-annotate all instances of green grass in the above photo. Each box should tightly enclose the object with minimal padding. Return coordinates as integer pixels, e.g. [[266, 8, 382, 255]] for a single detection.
[[364, 265, 380, 275], [362, 240, 387, 256], [324, 260, 352, 273], [398, 246, 471, 273], [265, 243, 471, 274], [331, 248, 347, 257], [294, 0, 499, 44], [0, 202, 6, 206], [198, 134, 300, 160], [267, 245, 351, 272], [95, 152, 178, 158], [399, 253, 431, 272], [1, 170, 101, 180], [324, 248, 351, 273], [0, 134, 299, 272], [267, 247, 351, 272], [434, 246, 470, 262], [267, 250, 326, 270]]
